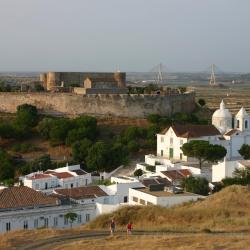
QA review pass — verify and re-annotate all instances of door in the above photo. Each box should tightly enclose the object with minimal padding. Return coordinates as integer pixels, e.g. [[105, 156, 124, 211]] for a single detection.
[[169, 148, 174, 159]]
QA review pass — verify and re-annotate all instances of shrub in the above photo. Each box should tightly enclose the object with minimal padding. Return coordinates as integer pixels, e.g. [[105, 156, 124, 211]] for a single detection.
[[145, 165, 156, 172]]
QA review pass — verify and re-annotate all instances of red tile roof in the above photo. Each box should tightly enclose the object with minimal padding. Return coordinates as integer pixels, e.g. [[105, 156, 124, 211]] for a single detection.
[[0, 186, 58, 210], [54, 186, 108, 200], [161, 169, 192, 181], [159, 124, 221, 138], [27, 173, 52, 180], [45, 171, 74, 179], [224, 129, 239, 136]]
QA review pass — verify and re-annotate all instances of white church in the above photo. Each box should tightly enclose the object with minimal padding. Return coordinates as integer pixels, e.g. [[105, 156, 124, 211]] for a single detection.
[[157, 100, 250, 162]]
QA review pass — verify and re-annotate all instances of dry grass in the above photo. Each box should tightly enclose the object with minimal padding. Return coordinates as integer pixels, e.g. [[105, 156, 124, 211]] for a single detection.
[[51, 234, 250, 250], [86, 185, 250, 232], [0, 185, 250, 250]]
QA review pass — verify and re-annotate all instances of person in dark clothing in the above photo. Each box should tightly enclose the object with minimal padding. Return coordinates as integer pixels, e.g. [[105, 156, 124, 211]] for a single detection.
[[110, 219, 115, 236]]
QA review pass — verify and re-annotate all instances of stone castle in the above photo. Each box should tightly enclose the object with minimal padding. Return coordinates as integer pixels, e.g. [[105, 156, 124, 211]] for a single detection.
[[0, 71, 196, 118], [40, 72, 127, 94]]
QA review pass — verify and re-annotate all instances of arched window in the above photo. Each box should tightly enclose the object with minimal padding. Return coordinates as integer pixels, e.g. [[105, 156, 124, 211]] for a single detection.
[[245, 120, 248, 129], [237, 120, 240, 128]]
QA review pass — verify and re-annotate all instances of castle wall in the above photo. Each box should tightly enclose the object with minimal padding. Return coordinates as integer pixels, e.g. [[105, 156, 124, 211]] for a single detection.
[[0, 92, 195, 118]]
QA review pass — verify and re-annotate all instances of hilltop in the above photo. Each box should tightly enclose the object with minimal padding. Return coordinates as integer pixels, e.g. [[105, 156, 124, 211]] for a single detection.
[[86, 185, 250, 232]]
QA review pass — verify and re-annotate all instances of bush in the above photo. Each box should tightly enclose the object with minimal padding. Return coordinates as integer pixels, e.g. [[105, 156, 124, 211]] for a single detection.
[[127, 140, 139, 153], [16, 104, 38, 128], [222, 177, 250, 186], [145, 165, 156, 172], [11, 143, 37, 153], [72, 139, 93, 163], [134, 169, 143, 178], [183, 176, 209, 196]]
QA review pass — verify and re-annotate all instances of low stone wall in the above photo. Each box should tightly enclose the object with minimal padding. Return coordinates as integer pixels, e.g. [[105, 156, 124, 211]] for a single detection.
[[0, 92, 195, 118]]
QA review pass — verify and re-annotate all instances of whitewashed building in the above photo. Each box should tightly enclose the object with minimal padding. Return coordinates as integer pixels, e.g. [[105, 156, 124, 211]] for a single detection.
[[0, 186, 96, 234], [129, 186, 204, 207], [23, 164, 92, 193]]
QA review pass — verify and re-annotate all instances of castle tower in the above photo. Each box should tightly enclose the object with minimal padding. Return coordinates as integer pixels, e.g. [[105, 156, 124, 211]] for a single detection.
[[39, 73, 47, 89], [212, 100, 232, 134], [47, 72, 60, 91], [235, 107, 250, 131], [114, 72, 126, 88]]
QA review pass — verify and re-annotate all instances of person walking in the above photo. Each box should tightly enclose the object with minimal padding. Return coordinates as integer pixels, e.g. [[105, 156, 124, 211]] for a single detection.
[[110, 219, 116, 236], [127, 222, 133, 235]]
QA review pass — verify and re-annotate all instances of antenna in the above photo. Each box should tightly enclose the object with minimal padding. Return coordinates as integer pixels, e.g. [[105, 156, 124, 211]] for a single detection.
[[156, 63, 163, 85], [209, 64, 216, 86]]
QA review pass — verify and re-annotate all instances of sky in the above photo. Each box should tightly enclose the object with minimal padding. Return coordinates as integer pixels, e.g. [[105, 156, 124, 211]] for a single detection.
[[0, 0, 250, 72]]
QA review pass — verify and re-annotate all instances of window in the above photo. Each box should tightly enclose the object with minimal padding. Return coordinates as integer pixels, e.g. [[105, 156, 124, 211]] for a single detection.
[[161, 137, 164, 143], [180, 139, 183, 146], [70, 183, 73, 188], [24, 220, 28, 229], [45, 183, 48, 190], [77, 215, 82, 223], [147, 201, 153, 205], [161, 150, 163, 156], [6, 222, 11, 232], [132, 196, 138, 202], [245, 120, 248, 129], [86, 214, 90, 222], [237, 120, 240, 128], [53, 217, 58, 227], [140, 199, 146, 205], [170, 137, 173, 144], [64, 217, 68, 225], [35, 183, 39, 190], [85, 179, 88, 186], [180, 153, 183, 160], [123, 196, 128, 203], [44, 218, 49, 228], [34, 219, 38, 228]]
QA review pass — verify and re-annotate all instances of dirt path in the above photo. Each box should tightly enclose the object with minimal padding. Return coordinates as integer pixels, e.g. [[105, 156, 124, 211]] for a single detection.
[[18, 231, 250, 250]]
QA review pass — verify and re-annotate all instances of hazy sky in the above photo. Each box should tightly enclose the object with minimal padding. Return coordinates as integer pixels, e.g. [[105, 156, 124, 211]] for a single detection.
[[0, 0, 249, 72]]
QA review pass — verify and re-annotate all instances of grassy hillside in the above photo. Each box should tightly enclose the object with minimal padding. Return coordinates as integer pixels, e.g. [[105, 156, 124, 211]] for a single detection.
[[0, 185, 250, 250], [86, 185, 250, 232]]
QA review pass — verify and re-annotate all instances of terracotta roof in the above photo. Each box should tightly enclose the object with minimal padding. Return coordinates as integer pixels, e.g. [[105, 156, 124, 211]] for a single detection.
[[224, 129, 240, 136], [27, 173, 52, 180], [178, 169, 192, 177], [54, 186, 108, 200], [161, 169, 192, 181], [142, 179, 159, 187], [45, 171, 74, 179], [0, 186, 58, 210], [159, 124, 221, 138]]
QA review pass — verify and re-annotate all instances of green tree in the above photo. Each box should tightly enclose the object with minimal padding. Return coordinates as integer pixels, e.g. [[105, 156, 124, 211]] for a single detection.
[[49, 118, 72, 145], [34, 84, 44, 92], [182, 176, 209, 195], [0, 150, 14, 181], [239, 144, 250, 159], [37, 118, 54, 139], [64, 212, 78, 228], [0, 123, 15, 139], [72, 139, 92, 163], [198, 98, 206, 107], [16, 104, 38, 128], [127, 140, 139, 153], [147, 114, 161, 124], [109, 143, 129, 167], [181, 140, 227, 169], [134, 169, 143, 179], [86, 141, 110, 172]]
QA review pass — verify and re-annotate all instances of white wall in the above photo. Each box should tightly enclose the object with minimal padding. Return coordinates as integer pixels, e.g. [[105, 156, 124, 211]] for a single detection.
[[212, 161, 237, 182], [129, 188, 204, 207], [0, 204, 95, 234]]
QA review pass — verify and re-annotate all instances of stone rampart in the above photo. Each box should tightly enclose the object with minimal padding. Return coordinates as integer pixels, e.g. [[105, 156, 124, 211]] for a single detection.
[[0, 92, 195, 118]]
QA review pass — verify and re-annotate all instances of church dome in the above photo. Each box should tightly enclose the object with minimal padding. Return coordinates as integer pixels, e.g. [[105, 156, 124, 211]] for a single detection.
[[212, 100, 232, 120]]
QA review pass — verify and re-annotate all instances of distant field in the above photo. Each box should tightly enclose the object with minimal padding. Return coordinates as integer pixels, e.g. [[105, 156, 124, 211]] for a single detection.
[[193, 84, 250, 113]]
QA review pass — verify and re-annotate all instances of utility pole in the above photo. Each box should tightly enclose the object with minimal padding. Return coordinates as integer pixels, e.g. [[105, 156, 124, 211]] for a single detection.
[[209, 64, 216, 86]]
